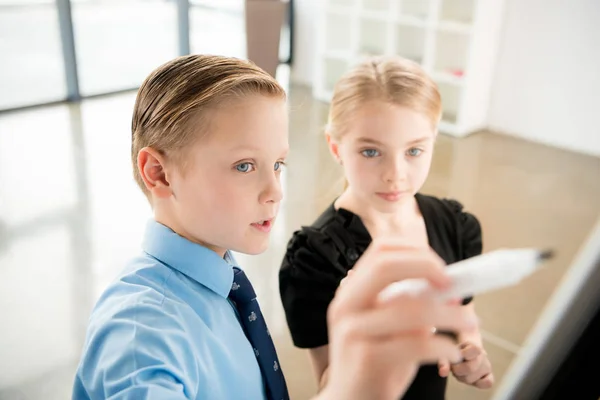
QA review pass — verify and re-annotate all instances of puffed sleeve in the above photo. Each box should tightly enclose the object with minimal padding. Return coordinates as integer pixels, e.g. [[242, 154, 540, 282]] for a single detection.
[[459, 206, 483, 260], [279, 227, 346, 349], [444, 199, 483, 306], [444, 198, 483, 260]]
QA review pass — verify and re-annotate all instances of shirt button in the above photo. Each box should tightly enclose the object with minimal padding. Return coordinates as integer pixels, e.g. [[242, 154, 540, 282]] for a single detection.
[[346, 248, 359, 261]]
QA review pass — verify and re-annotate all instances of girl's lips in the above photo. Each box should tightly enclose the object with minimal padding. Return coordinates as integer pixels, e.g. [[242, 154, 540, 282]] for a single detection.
[[376, 192, 405, 202]]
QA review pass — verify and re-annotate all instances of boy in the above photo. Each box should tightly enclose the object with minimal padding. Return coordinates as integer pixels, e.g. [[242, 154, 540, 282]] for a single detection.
[[72, 54, 475, 400]]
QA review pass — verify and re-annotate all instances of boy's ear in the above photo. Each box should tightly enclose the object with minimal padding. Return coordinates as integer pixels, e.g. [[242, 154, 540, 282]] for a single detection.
[[137, 147, 173, 199], [326, 133, 342, 164]]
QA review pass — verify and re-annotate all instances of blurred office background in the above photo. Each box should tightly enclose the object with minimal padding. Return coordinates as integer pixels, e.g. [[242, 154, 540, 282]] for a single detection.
[[0, 0, 598, 399]]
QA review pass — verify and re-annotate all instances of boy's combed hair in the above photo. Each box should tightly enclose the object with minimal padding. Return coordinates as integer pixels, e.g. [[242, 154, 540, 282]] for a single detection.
[[327, 56, 442, 140], [131, 54, 286, 198]]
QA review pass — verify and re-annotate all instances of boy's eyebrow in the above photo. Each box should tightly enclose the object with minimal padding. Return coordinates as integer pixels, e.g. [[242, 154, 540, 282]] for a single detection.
[[230, 144, 290, 156], [230, 144, 261, 152]]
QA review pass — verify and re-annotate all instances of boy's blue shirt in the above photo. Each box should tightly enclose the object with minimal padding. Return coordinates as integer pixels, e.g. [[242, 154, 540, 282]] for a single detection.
[[72, 219, 267, 399]]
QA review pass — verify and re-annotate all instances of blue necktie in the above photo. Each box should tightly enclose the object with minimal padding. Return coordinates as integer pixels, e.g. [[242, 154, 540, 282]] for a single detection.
[[228, 267, 290, 400]]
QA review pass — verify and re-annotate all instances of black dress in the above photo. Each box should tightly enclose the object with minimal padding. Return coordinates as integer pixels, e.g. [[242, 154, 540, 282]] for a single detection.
[[278, 193, 483, 400]]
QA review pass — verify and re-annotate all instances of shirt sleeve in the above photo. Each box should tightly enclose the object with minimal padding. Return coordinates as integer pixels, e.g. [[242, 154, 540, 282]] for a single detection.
[[279, 228, 346, 349], [73, 301, 199, 400]]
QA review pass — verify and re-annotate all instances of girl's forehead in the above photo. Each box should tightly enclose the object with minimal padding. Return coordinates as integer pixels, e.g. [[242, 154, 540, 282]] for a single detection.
[[343, 108, 436, 145]]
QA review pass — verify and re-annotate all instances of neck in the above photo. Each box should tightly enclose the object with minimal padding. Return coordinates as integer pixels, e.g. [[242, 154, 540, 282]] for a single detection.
[[154, 206, 227, 258], [335, 189, 419, 235]]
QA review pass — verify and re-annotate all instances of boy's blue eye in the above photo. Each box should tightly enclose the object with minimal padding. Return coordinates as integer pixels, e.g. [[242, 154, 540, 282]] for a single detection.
[[361, 149, 380, 158], [407, 148, 423, 157], [236, 163, 254, 173], [274, 161, 285, 171]]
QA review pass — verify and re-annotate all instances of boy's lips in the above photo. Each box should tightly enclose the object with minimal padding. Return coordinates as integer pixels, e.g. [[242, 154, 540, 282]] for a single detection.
[[251, 218, 274, 233]]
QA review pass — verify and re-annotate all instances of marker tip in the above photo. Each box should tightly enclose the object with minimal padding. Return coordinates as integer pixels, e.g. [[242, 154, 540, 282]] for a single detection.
[[538, 249, 555, 261]]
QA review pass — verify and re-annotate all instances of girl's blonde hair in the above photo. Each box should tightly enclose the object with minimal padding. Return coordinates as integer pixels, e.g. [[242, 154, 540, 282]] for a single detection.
[[326, 56, 442, 141]]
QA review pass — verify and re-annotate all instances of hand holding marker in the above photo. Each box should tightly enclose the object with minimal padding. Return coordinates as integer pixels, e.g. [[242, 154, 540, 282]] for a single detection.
[[378, 248, 553, 303]]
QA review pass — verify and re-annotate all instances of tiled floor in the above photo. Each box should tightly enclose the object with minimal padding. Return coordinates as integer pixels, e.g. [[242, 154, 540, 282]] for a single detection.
[[0, 82, 599, 400]]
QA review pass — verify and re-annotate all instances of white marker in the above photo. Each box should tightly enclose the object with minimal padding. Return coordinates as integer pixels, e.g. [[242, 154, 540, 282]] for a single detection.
[[379, 248, 554, 303]]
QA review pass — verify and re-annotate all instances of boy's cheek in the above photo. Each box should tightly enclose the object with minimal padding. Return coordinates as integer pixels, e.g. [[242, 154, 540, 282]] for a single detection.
[[205, 176, 242, 198]]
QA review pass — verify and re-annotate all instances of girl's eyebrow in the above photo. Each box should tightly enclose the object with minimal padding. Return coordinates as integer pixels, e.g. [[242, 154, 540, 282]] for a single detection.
[[407, 136, 433, 145], [355, 136, 432, 146], [355, 137, 384, 145]]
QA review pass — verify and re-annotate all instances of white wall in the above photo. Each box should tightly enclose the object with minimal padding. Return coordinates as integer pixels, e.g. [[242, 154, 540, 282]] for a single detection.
[[488, 0, 600, 157], [292, 0, 600, 157]]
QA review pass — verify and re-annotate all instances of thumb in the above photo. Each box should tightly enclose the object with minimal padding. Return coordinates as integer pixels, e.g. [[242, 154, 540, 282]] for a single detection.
[[438, 359, 451, 377]]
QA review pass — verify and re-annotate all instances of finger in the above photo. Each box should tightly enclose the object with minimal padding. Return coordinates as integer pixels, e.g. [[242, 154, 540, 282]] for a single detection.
[[333, 248, 450, 313], [454, 369, 483, 385], [474, 373, 494, 389], [438, 359, 451, 377], [446, 298, 462, 306], [342, 298, 478, 338], [357, 237, 430, 255], [351, 239, 440, 279], [403, 336, 460, 363], [459, 342, 483, 361], [395, 334, 463, 365], [436, 329, 460, 344], [451, 358, 481, 377]]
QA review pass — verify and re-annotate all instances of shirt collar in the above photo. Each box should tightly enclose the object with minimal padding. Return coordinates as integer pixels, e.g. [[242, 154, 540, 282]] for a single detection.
[[142, 219, 235, 298]]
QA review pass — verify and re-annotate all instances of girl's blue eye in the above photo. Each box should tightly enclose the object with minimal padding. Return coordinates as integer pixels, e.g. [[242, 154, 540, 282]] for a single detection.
[[236, 163, 254, 173], [407, 148, 423, 157], [361, 149, 380, 158], [274, 161, 285, 171]]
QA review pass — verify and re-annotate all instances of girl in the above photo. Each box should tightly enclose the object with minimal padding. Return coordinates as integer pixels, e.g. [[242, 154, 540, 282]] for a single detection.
[[279, 56, 494, 399]]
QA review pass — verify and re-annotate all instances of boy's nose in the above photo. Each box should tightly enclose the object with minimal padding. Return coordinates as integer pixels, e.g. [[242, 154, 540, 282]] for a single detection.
[[260, 174, 283, 204]]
